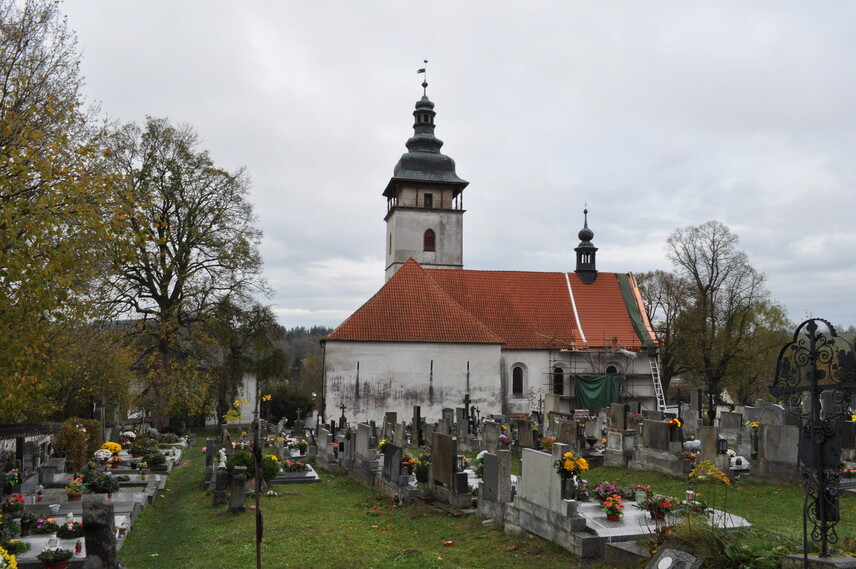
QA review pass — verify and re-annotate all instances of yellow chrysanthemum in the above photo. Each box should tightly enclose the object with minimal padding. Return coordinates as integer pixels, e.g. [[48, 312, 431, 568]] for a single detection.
[[576, 457, 589, 472], [564, 458, 574, 471]]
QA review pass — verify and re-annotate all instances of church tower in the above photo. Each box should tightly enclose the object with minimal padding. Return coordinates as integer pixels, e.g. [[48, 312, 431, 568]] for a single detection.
[[575, 208, 598, 284], [383, 77, 468, 281]]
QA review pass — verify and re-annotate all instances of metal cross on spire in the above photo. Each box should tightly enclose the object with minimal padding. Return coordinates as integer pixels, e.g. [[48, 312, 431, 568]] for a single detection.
[[417, 59, 428, 95]]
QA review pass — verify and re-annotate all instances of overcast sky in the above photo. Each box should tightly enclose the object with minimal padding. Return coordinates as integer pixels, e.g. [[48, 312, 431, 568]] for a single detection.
[[61, 2, 856, 331]]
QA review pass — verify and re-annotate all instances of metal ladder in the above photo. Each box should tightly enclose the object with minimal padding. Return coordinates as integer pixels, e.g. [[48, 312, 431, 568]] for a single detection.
[[649, 355, 667, 411]]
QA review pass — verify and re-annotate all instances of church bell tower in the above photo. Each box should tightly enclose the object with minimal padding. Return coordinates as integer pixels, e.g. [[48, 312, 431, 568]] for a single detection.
[[383, 75, 468, 281]]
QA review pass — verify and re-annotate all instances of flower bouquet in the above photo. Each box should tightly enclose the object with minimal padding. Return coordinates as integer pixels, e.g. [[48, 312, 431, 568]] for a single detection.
[[666, 417, 682, 428], [554, 450, 589, 479], [283, 460, 308, 472], [66, 477, 85, 493], [602, 494, 625, 520], [538, 437, 557, 451], [1, 493, 24, 514], [3, 468, 19, 489], [288, 438, 308, 453], [31, 516, 60, 534], [37, 547, 74, 564], [377, 439, 389, 454], [56, 521, 84, 539], [637, 494, 676, 519]]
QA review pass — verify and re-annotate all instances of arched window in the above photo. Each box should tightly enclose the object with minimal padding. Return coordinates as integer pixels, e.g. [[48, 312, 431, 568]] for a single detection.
[[512, 366, 524, 396], [606, 365, 618, 375], [553, 367, 564, 395], [423, 229, 435, 252]]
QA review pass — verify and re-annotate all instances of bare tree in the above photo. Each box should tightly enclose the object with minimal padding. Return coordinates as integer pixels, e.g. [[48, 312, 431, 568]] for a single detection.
[[635, 269, 692, 396], [665, 220, 769, 414]]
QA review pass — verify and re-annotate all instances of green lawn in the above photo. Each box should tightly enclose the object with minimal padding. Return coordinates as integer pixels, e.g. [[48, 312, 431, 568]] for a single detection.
[[119, 442, 856, 568], [119, 444, 580, 569]]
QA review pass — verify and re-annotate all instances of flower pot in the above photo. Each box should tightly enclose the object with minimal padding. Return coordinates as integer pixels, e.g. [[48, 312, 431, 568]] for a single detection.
[[650, 511, 666, 520], [606, 514, 621, 521], [67, 491, 82, 501]]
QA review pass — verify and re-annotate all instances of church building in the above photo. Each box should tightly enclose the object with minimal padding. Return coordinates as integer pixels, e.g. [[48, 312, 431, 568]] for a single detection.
[[321, 81, 662, 424]]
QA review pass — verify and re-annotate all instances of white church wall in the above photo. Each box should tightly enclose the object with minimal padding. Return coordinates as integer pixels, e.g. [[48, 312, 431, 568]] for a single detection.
[[323, 341, 501, 424]]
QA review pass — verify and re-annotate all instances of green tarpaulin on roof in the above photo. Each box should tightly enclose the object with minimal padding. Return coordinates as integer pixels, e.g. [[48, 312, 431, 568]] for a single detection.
[[573, 374, 619, 410]]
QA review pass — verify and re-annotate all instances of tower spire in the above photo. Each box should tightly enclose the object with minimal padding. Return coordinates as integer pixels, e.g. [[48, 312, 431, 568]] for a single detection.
[[574, 207, 598, 284], [417, 59, 428, 96]]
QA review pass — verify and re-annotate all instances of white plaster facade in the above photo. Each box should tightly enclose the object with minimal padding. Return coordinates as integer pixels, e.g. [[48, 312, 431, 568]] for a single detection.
[[384, 187, 464, 280], [323, 341, 501, 423]]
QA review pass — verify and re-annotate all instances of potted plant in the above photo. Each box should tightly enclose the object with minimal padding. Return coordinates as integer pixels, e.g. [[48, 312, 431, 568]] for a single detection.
[[65, 476, 85, 500], [93, 448, 113, 465], [100, 441, 122, 456], [83, 470, 120, 495], [637, 493, 676, 520], [601, 494, 625, 521], [37, 547, 74, 569]]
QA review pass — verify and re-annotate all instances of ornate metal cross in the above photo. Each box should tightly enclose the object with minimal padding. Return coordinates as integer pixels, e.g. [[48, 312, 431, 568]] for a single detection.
[[769, 318, 856, 558]]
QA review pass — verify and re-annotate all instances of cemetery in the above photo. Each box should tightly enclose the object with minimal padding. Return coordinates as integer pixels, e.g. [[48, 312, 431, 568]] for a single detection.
[[1, 325, 855, 568]]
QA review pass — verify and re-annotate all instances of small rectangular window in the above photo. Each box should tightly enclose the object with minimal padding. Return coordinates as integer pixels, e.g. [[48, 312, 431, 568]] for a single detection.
[[424, 193, 433, 208]]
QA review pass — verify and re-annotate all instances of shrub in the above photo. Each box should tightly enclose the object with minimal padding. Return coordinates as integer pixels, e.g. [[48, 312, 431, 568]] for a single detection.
[[261, 455, 280, 481], [56, 418, 100, 471], [227, 450, 255, 479]]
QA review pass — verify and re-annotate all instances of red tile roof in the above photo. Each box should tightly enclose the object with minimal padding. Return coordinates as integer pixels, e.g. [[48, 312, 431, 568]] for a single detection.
[[324, 258, 656, 350], [324, 258, 504, 344]]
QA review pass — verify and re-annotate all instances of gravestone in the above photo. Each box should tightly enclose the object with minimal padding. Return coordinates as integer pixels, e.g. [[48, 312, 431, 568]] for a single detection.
[[383, 412, 397, 439], [642, 419, 671, 451], [482, 421, 501, 450], [82, 493, 118, 569], [355, 423, 372, 460], [230, 466, 247, 513], [482, 452, 499, 502], [213, 466, 228, 505], [412, 406, 423, 446], [682, 409, 700, 438], [456, 408, 469, 436], [642, 409, 663, 421], [645, 548, 702, 569], [720, 412, 743, 431], [431, 432, 456, 486], [442, 408, 455, 430], [610, 403, 627, 431], [699, 426, 719, 463], [393, 422, 406, 447], [436, 418, 450, 435], [517, 419, 534, 448], [557, 420, 576, 445], [382, 443, 403, 481], [626, 401, 641, 415], [689, 388, 702, 411]]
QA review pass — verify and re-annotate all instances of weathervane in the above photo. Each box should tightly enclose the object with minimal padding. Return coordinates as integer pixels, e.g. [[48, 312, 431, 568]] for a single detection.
[[417, 59, 428, 95]]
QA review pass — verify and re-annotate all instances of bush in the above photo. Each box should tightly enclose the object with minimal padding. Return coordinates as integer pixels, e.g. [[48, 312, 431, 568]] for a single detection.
[[55, 418, 101, 471], [227, 450, 255, 479], [160, 424, 185, 436], [261, 455, 280, 482], [157, 433, 181, 444], [142, 449, 166, 465]]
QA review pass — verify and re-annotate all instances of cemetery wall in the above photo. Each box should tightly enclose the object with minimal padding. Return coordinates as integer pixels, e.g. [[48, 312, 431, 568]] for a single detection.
[[323, 341, 501, 423]]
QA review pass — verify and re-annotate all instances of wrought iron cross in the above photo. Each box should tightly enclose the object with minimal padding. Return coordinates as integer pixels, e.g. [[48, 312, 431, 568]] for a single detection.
[[769, 318, 856, 558]]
